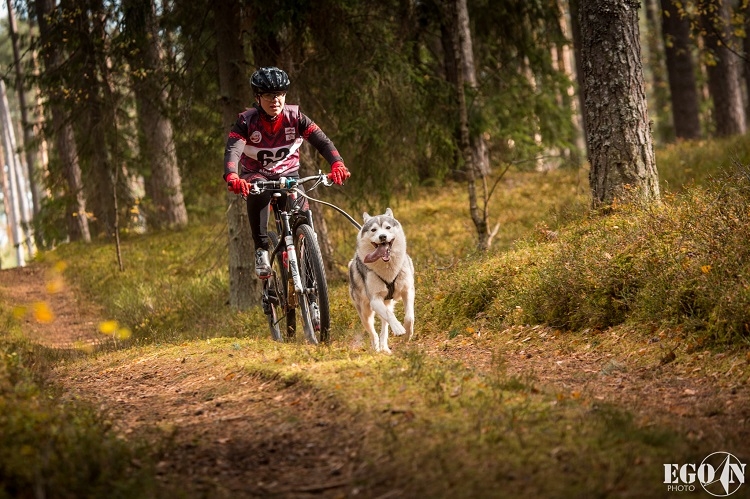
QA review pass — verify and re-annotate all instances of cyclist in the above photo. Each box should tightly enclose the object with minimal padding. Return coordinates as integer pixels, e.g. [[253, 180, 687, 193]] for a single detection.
[[223, 66, 350, 279]]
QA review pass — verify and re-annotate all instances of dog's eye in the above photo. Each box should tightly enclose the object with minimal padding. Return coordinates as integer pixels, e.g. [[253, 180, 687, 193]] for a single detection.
[[370, 228, 376, 232], [386, 226, 391, 230]]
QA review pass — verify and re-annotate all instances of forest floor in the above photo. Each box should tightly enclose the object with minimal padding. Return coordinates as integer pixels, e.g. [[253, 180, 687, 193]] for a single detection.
[[4, 264, 750, 498]]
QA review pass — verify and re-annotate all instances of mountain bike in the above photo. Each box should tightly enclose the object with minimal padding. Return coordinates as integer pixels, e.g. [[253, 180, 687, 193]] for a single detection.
[[251, 173, 332, 344]]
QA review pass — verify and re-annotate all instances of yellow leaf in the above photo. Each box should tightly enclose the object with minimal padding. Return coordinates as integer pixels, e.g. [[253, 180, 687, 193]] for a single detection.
[[45, 277, 64, 294], [53, 261, 67, 273], [98, 320, 119, 335], [466, 326, 476, 334], [701, 265, 712, 274], [32, 302, 54, 323], [114, 327, 132, 340], [74, 341, 95, 354], [12, 305, 27, 319]]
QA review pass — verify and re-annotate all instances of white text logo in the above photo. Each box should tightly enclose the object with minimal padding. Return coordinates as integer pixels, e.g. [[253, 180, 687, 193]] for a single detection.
[[664, 452, 745, 496]]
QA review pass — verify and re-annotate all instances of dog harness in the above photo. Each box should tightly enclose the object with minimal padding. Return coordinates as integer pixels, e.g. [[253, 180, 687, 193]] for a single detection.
[[354, 255, 398, 301]]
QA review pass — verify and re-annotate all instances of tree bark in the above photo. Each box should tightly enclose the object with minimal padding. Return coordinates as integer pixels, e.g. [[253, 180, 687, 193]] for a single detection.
[[123, 0, 188, 230], [0, 80, 26, 266], [34, 0, 90, 243], [568, 0, 591, 161], [643, 0, 671, 142], [62, 0, 119, 237], [299, 145, 341, 279], [699, 0, 746, 137], [660, 0, 702, 140], [580, 0, 660, 207], [456, 0, 489, 177], [214, 0, 259, 310], [6, 0, 42, 218], [443, 0, 490, 250]]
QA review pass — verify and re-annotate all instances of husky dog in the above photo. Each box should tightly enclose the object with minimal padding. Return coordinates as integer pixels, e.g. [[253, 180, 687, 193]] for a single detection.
[[348, 208, 415, 353]]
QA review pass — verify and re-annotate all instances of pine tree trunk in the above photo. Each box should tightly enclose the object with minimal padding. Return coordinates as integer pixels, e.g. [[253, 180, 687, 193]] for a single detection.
[[580, 0, 660, 207], [34, 0, 90, 243], [64, 0, 119, 237], [444, 0, 489, 250], [660, 0, 702, 140], [299, 146, 341, 280], [568, 0, 591, 161], [456, 0, 489, 177], [0, 81, 26, 266], [6, 0, 42, 217], [700, 0, 746, 137], [124, 0, 188, 230], [215, 0, 259, 310], [643, 0, 672, 142]]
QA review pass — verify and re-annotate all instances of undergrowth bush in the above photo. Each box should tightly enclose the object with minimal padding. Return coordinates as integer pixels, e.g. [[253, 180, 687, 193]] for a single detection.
[[51, 224, 234, 343], [429, 161, 750, 346]]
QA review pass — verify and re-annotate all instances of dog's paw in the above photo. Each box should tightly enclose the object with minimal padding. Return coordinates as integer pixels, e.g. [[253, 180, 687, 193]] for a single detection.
[[405, 319, 414, 340], [391, 322, 406, 336]]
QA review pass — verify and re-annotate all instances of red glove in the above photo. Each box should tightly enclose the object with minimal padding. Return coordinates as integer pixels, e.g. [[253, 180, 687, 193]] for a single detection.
[[226, 173, 249, 196], [328, 161, 350, 186]]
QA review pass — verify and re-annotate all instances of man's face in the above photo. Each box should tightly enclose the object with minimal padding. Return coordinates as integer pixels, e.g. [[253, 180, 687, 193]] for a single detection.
[[257, 92, 286, 118]]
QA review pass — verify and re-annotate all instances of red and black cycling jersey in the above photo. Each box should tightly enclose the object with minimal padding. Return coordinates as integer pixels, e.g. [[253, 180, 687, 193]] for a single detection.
[[223, 104, 342, 182]]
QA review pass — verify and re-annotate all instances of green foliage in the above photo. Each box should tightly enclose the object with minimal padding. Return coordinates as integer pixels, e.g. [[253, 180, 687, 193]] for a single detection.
[[657, 135, 750, 192], [0, 333, 155, 497], [53, 224, 233, 343], [426, 158, 750, 346]]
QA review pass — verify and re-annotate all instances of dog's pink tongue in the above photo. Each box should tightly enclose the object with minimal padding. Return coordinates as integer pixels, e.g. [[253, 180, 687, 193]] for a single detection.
[[364, 243, 389, 263]]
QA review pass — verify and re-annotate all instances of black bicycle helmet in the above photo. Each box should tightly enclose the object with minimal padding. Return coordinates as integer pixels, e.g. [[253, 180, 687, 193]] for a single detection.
[[250, 67, 290, 95]]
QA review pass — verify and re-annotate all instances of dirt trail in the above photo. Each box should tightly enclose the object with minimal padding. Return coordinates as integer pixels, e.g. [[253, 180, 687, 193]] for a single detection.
[[2, 264, 750, 497], [0, 266, 376, 498]]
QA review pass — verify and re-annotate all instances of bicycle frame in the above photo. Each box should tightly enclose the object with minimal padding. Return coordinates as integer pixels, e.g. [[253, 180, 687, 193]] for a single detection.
[[250, 173, 333, 344], [270, 197, 306, 297]]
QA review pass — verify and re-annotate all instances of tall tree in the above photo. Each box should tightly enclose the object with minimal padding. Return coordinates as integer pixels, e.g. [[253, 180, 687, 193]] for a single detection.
[[33, 0, 90, 243], [123, 0, 188, 230], [63, 0, 122, 236], [443, 0, 493, 250], [0, 80, 27, 265], [660, 0, 702, 140], [698, 0, 746, 137], [457, 0, 489, 177], [6, 0, 43, 217], [643, 0, 672, 142], [214, 0, 259, 310], [579, 0, 660, 207], [568, 0, 591, 160]]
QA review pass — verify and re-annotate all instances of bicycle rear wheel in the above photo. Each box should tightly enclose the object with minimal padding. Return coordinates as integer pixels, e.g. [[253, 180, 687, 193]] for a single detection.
[[295, 223, 330, 344], [262, 232, 296, 341]]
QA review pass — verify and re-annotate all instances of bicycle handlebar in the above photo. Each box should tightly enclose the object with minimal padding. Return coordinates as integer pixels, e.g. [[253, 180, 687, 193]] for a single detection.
[[250, 173, 333, 194]]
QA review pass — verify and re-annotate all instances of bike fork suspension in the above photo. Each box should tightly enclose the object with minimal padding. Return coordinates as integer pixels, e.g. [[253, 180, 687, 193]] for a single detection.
[[280, 212, 305, 295]]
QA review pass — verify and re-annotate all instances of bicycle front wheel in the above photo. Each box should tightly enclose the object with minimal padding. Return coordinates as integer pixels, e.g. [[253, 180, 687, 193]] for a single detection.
[[263, 232, 296, 341], [295, 224, 330, 344]]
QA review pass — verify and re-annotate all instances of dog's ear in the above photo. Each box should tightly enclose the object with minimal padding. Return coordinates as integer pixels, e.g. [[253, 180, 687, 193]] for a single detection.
[[363, 212, 371, 222], [385, 207, 393, 217]]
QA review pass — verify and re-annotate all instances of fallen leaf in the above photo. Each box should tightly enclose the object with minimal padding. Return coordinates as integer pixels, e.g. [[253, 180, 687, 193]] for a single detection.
[[659, 351, 676, 365], [33, 302, 54, 323]]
